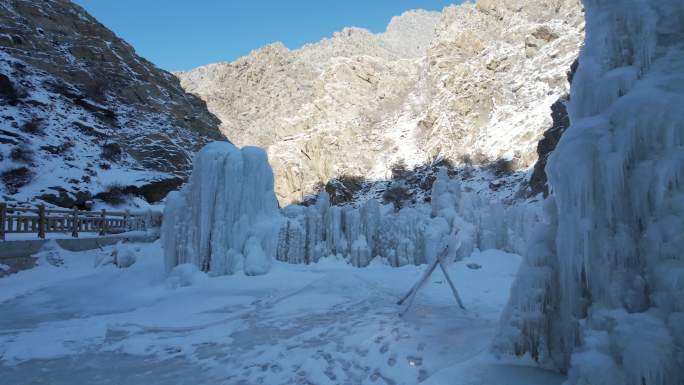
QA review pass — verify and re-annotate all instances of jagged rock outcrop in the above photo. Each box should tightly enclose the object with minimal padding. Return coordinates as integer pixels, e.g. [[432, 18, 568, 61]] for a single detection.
[[177, 2, 584, 205], [0, 0, 224, 207]]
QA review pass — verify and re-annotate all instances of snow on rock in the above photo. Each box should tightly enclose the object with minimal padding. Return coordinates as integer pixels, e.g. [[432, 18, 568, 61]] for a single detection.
[[243, 236, 271, 276], [496, 0, 684, 383], [177, 1, 583, 205], [112, 242, 138, 269], [161, 142, 281, 276], [0, 2, 223, 207], [166, 263, 208, 289]]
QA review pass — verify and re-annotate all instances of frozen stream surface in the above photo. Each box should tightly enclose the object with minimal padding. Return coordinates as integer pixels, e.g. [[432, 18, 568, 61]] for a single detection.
[[0, 241, 565, 385]]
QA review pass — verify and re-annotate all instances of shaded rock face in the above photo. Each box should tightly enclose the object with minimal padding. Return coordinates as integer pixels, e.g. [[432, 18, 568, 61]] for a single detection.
[[178, 2, 584, 205], [528, 59, 578, 197], [0, 0, 224, 206]]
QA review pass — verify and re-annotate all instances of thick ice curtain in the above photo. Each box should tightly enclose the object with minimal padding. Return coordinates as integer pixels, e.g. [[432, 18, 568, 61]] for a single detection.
[[162, 142, 281, 276], [496, 1, 684, 383]]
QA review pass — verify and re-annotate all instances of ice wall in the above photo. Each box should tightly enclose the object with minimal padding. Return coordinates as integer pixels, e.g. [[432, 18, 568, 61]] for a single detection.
[[162, 142, 532, 275], [161, 142, 281, 276], [277, 169, 481, 267], [496, 1, 684, 383]]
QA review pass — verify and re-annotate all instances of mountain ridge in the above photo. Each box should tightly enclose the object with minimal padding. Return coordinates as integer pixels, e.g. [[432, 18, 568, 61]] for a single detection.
[[177, 0, 584, 205]]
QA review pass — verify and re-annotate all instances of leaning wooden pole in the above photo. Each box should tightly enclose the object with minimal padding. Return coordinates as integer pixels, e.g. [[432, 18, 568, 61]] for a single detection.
[[71, 206, 80, 238], [398, 258, 440, 316], [397, 257, 440, 306], [37, 204, 46, 239], [0, 202, 6, 241], [397, 243, 466, 315], [439, 259, 466, 310]]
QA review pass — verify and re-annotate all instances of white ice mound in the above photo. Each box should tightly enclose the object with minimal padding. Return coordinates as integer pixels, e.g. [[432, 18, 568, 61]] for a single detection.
[[161, 142, 281, 276]]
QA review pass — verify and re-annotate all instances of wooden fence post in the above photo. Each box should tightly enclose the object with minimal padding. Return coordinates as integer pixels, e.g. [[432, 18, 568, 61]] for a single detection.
[[123, 210, 130, 232], [71, 206, 79, 238], [0, 202, 5, 241], [38, 204, 46, 239], [99, 209, 106, 236]]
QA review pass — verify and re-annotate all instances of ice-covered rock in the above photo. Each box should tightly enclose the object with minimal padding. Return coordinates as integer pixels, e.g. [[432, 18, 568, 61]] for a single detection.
[[112, 242, 138, 269], [243, 236, 270, 276], [166, 263, 207, 289], [496, 0, 684, 382], [161, 142, 282, 276]]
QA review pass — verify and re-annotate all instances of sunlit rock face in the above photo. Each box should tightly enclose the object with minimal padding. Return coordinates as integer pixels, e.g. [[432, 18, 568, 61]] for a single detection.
[[495, 1, 684, 383], [177, 1, 584, 205]]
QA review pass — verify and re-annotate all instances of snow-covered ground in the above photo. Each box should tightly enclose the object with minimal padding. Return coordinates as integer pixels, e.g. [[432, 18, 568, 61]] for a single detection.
[[0, 241, 564, 385]]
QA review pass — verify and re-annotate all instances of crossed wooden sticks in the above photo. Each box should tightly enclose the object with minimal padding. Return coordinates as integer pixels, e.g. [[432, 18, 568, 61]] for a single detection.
[[397, 244, 466, 316]]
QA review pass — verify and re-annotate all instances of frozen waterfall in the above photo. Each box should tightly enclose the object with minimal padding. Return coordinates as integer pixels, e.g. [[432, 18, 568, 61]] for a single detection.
[[276, 169, 476, 267], [495, 0, 684, 384], [162, 146, 518, 273], [161, 142, 282, 276]]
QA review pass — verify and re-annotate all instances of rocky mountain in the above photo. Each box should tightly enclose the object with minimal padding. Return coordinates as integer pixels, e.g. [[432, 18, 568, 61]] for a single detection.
[[0, 0, 224, 208], [177, 1, 584, 205]]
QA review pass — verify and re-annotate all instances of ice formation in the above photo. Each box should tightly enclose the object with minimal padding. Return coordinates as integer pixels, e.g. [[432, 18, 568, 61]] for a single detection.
[[161, 142, 281, 276], [276, 169, 481, 267], [163, 146, 512, 273], [496, 0, 684, 383]]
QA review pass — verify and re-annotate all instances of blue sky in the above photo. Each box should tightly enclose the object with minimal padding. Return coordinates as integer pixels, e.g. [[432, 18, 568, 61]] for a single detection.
[[73, 1, 460, 71]]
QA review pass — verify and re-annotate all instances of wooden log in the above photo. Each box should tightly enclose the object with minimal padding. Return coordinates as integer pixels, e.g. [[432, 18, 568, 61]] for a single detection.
[[397, 245, 467, 316], [71, 207, 79, 238], [0, 202, 5, 241], [398, 258, 440, 317], [397, 258, 439, 306], [99, 209, 106, 236], [438, 259, 466, 310], [38, 204, 46, 239]]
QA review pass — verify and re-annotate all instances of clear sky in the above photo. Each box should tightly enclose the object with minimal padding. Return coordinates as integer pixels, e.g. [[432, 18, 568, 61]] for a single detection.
[[73, 1, 461, 72]]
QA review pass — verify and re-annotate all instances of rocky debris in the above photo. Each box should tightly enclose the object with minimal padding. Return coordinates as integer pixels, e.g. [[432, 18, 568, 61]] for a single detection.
[[324, 175, 364, 206], [1, 166, 33, 194], [91, 177, 184, 205], [0, 73, 19, 105], [38, 187, 92, 209], [0, 0, 224, 206], [177, 1, 584, 205]]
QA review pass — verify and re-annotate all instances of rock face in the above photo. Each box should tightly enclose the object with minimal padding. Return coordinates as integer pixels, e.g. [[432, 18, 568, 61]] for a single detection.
[[177, 2, 584, 205], [0, 0, 224, 206]]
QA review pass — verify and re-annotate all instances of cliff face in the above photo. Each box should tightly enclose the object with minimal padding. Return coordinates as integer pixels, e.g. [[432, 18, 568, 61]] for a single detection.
[[177, 2, 584, 205], [0, 0, 224, 207]]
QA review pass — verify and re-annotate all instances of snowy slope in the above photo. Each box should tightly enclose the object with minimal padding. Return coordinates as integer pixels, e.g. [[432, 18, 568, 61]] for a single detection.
[[0, 0, 223, 208]]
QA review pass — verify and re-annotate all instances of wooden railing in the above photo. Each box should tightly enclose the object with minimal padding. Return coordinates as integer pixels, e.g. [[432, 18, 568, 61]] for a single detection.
[[0, 203, 162, 241]]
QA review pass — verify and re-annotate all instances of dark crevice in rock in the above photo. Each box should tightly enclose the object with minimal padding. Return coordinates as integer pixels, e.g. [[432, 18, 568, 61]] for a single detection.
[[0, 74, 19, 106], [528, 58, 579, 197], [92, 177, 185, 206]]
